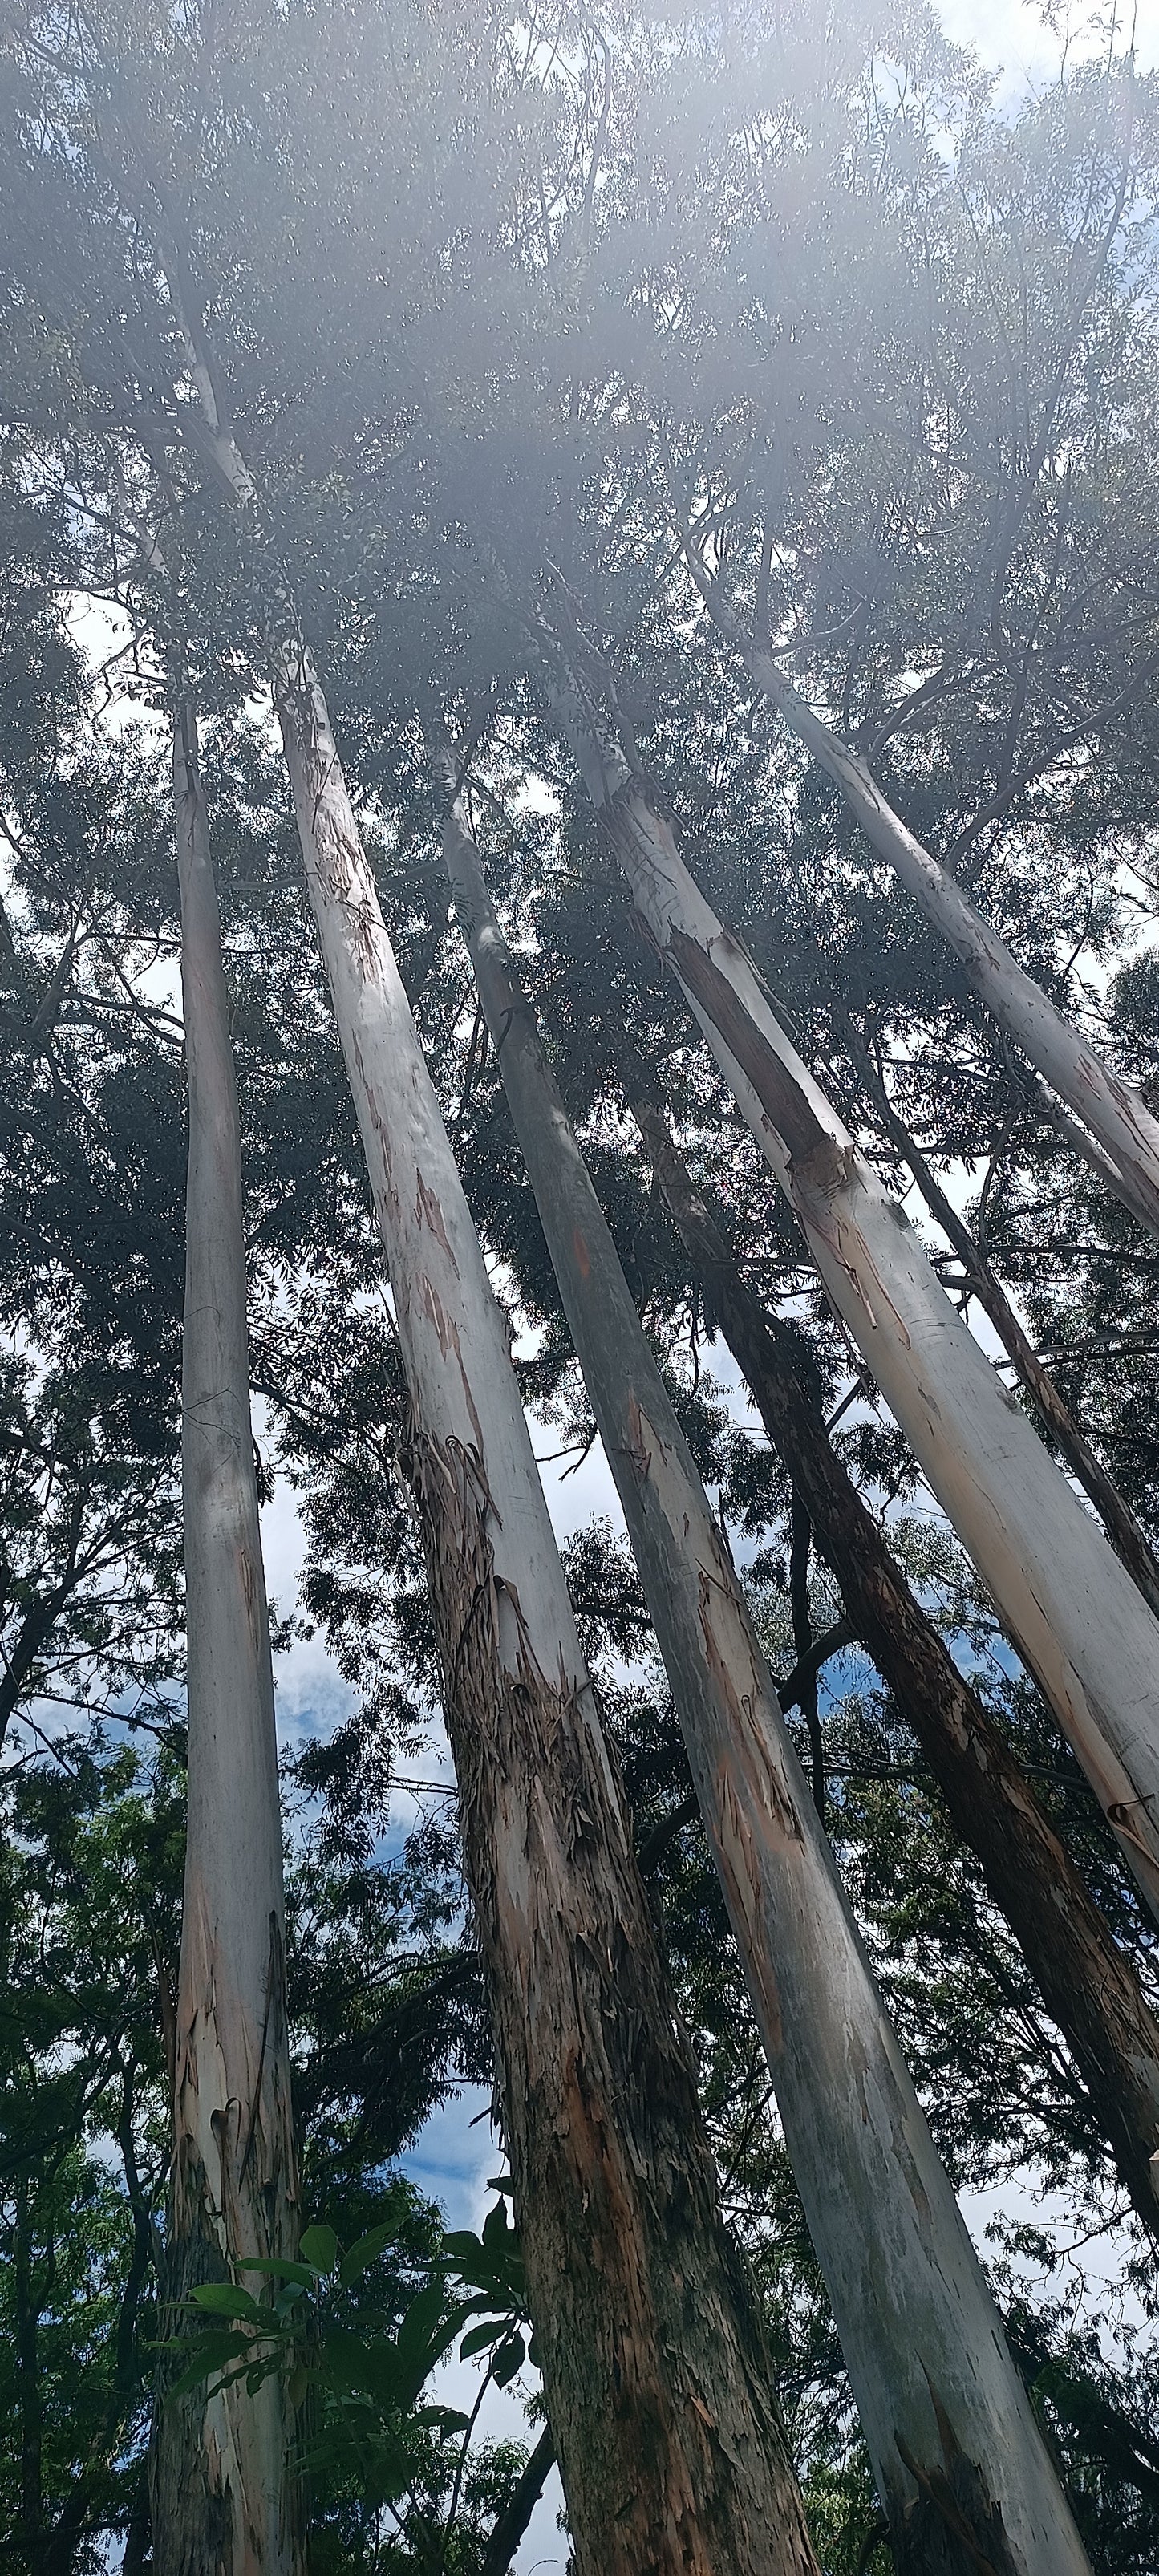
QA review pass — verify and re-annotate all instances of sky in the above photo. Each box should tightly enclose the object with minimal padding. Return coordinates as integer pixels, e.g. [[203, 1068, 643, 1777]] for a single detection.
[[941, 0, 1159, 95]]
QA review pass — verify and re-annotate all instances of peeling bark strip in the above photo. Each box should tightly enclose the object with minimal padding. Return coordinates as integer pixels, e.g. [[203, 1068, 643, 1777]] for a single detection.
[[745, 647, 1159, 1239], [636, 1095, 1159, 2238], [441, 796, 1091, 2576], [152, 704, 302, 2576], [412, 1430, 819, 2576], [557, 690, 1159, 1928], [274, 652, 821, 2576]]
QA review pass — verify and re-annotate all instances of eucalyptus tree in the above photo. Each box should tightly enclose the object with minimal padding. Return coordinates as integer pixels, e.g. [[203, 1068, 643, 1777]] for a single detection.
[[622, 1079, 1159, 2231], [0, 8, 835, 2563], [4, 6, 1159, 2570], [440, 777, 1092, 2576], [269, 622, 823, 2576], [151, 696, 303, 2576], [552, 678, 1159, 1917], [249, 0, 1159, 1929]]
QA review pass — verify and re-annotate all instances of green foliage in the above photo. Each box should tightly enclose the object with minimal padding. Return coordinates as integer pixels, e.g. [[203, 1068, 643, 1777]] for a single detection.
[[159, 2193, 538, 2544]]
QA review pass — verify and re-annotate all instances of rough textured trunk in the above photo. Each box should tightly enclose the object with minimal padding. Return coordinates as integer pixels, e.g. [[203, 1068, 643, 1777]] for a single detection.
[[441, 792, 1092, 2576], [152, 703, 301, 2576], [558, 698, 1159, 1927], [742, 643, 1159, 1238], [853, 1049, 1159, 1622], [273, 644, 821, 2576], [632, 1089, 1159, 2237]]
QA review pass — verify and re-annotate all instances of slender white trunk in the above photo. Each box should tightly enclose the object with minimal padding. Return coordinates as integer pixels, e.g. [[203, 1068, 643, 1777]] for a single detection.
[[746, 645, 1159, 1235], [152, 702, 301, 2576], [270, 643, 821, 2576], [559, 696, 1159, 1925], [443, 793, 1092, 2576]]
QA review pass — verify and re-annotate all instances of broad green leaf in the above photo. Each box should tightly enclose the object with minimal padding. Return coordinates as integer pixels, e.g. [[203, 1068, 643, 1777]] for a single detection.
[[299, 2224, 339, 2272], [338, 2220, 404, 2287], [164, 2332, 250, 2400], [458, 2318, 507, 2359], [492, 2334, 526, 2387], [189, 2282, 260, 2320], [238, 2255, 319, 2289]]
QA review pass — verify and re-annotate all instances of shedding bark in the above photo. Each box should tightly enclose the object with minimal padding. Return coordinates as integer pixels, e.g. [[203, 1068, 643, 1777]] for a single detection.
[[440, 783, 1092, 2576], [555, 688, 1159, 1928], [152, 701, 302, 2576], [273, 645, 821, 2576], [630, 1084, 1159, 2238]]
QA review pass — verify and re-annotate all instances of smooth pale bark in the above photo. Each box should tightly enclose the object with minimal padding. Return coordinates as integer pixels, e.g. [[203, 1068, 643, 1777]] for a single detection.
[[558, 697, 1159, 1926], [741, 643, 1159, 1235], [853, 1047, 1159, 1622], [442, 792, 1092, 2576], [152, 703, 302, 2576], [162, 335, 823, 2574], [272, 645, 821, 2576], [632, 1086, 1159, 2237]]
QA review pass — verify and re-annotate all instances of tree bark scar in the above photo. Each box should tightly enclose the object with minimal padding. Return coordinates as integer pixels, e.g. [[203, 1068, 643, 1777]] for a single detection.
[[624, 1389, 654, 1481], [415, 1169, 460, 1272], [237, 1545, 259, 1652], [695, 1566, 802, 1845], [667, 927, 829, 1163], [415, 1277, 487, 1458], [894, 2405, 1021, 2576], [573, 1223, 591, 1280]]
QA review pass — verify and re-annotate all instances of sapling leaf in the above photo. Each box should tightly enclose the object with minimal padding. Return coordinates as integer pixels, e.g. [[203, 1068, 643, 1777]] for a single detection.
[[338, 2220, 403, 2285], [189, 2282, 261, 2320], [237, 2255, 319, 2289], [492, 2334, 526, 2387], [299, 2224, 339, 2272]]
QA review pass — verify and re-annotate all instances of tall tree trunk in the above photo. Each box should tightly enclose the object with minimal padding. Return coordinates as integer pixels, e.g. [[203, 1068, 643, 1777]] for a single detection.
[[849, 1038, 1159, 1621], [273, 641, 821, 2576], [630, 1081, 1159, 2238], [164, 308, 821, 2576], [557, 693, 1159, 1928], [440, 785, 1092, 2576], [152, 700, 302, 2576], [703, 586, 1159, 1234]]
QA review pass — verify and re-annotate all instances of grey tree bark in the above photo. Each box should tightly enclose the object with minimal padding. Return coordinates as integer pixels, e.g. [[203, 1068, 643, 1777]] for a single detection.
[[440, 781, 1092, 2576], [556, 689, 1159, 1927], [272, 645, 821, 2576], [151, 700, 302, 2576], [630, 1080, 1159, 2238]]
